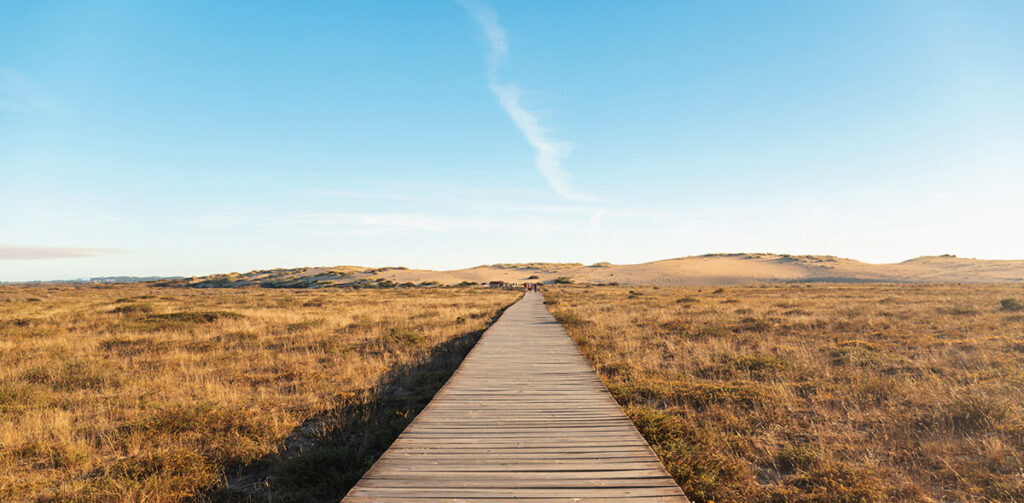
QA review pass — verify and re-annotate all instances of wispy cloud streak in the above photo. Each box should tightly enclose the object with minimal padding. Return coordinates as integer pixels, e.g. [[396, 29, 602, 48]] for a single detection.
[[0, 245, 108, 260], [190, 210, 573, 235], [461, 1, 592, 201], [0, 67, 60, 114]]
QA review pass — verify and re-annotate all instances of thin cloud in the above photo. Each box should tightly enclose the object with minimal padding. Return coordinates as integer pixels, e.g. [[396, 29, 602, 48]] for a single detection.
[[589, 208, 607, 230], [191, 210, 573, 235], [0, 245, 108, 260], [303, 188, 596, 216], [460, 1, 593, 202], [0, 67, 60, 115]]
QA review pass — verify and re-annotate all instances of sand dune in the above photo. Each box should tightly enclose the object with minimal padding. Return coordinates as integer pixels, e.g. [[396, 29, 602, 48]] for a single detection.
[[162, 253, 1024, 288]]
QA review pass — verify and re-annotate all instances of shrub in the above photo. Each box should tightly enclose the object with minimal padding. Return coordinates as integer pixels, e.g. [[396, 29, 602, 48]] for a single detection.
[[788, 463, 883, 502], [0, 382, 51, 412], [736, 317, 774, 333], [286, 318, 325, 333], [130, 310, 244, 331], [384, 328, 425, 347], [145, 311, 242, 324], [134, 403, 274, 440], [23, 360, 121, 391], [553, 277, 573, 284], [731, 354, 788, 372], [110, 303, 155, 314], [100, 336, 160, 356], [776, 445, 821, 471], [940, 305, 979, 316], [691, 324, 730, 339], [933, 392, 1013, 433], [1000, 298, 1023, 312], [853, 376, 901, 404], [553, 311, 590, 327], [829, 345, 881, 367]]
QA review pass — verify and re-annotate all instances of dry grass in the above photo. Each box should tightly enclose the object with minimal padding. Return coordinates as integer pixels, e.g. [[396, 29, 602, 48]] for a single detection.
[[545, 283, 1024, 502], [0, 284, 519, 502]]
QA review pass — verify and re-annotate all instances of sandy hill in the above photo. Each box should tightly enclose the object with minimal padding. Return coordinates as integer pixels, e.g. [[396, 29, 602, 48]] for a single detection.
[[158, 253, 1024, 289]]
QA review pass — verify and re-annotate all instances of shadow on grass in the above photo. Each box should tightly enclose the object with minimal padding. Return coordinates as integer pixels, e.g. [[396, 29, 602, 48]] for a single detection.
[[197, 307, 509, 503]]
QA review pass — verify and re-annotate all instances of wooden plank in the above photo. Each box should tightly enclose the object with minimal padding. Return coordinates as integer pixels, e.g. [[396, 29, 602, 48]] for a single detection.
[[341, 292, 688, 502]]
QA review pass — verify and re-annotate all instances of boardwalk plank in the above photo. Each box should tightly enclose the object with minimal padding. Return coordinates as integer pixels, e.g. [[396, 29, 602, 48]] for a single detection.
[[342, 292, 688, 502]]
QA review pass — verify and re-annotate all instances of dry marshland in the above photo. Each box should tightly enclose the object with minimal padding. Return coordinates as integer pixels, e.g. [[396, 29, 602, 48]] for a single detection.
[[0, 284, 519, 502], [545, 283, 1024, 502]]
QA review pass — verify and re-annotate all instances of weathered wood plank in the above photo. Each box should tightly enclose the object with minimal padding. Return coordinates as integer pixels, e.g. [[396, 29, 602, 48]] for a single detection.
[[341, 292, 688, 502]]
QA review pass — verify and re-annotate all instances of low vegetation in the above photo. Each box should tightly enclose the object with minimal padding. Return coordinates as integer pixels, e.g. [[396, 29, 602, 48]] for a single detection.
[[0, 284, 519, 502], [490, 262, 584, 271], [545, 283, 1024, 502]]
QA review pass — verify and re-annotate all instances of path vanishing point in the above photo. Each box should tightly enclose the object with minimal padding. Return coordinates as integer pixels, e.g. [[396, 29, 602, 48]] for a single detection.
[[343, 291, 688, 502]]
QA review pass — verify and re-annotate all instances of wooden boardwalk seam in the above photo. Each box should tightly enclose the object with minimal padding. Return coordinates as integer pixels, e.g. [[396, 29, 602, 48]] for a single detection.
[[342, 292, 688, 502]]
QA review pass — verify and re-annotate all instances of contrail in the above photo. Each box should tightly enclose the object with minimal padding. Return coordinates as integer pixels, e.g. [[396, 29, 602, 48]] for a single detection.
[[460, 1, 593, 202]]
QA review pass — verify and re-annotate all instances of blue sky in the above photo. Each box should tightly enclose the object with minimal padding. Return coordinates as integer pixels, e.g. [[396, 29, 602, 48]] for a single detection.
[[2, 1, 1022, 281]]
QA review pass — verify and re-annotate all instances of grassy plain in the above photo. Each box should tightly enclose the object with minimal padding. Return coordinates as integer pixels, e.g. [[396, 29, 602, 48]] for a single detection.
[[545, 283, 1024, 502], [0, 284, 519, 502]]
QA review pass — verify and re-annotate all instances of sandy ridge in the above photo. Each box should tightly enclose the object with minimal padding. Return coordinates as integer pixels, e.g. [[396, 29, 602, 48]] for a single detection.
[[162, 253, 1024, 288]]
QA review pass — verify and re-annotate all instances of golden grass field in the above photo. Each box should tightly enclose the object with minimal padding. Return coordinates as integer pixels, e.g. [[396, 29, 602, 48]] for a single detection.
[[0, 284, 519, 502], [4, 281, 1024, 502], [544, 284, 1024, 502]]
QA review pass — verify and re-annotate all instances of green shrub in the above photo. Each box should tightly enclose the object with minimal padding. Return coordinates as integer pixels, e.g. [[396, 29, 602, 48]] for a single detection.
[[286, 318, 325, 333], [776, 445, 821, 471], [1000, 298, 1023, 312], [940, 305, 979, 315], [384, 328, 425, 347], [145, 311, 242, 323], [130, 311, 244, 330], [23, 360, 121, 391], [692, 324, 730, 339], [110, 303, 155, 314], [731, 354, 788, 372], [553, 311, 590, 327]]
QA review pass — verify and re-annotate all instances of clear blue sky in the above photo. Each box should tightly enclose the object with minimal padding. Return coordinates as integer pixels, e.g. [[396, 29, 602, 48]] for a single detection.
[[2, 1, 1022, 281]]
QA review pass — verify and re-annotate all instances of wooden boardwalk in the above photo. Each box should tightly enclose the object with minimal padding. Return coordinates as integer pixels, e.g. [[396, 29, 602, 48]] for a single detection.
[[343, 292, 688, 502]]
